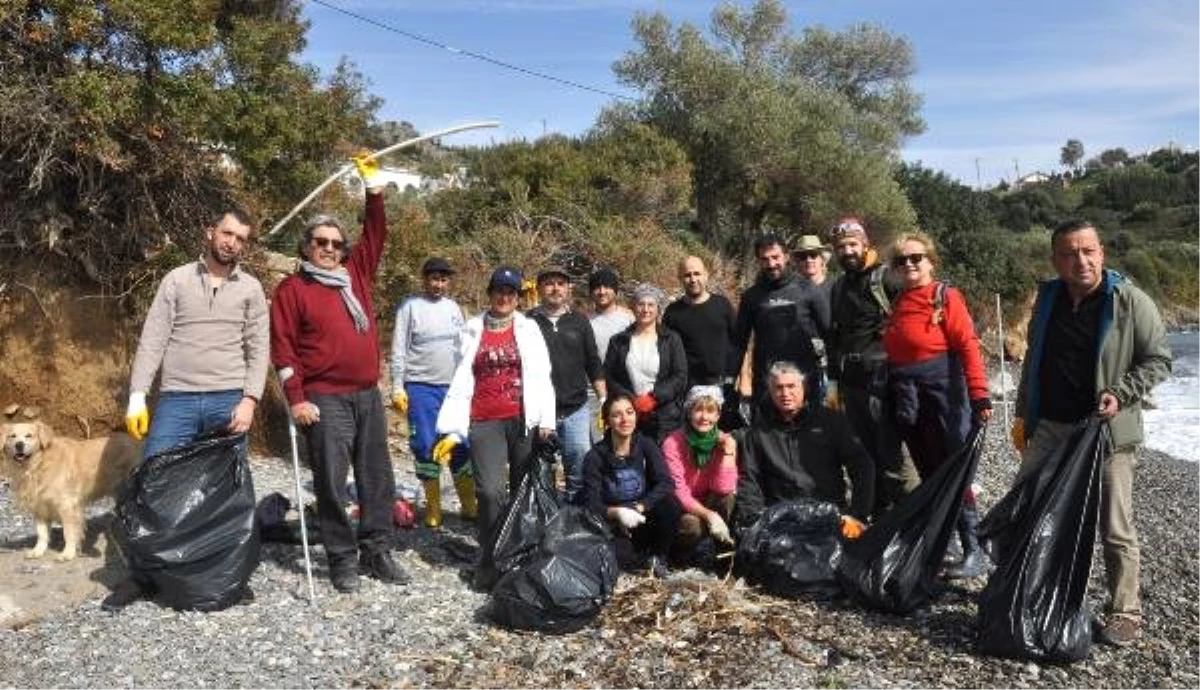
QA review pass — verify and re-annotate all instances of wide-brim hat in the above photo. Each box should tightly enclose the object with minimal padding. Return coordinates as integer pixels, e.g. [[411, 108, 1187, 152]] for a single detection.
[[794, 235, 831, 255]]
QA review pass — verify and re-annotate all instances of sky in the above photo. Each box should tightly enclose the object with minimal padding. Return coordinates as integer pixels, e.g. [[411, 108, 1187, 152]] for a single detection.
[[298, 0, 1199, 189]]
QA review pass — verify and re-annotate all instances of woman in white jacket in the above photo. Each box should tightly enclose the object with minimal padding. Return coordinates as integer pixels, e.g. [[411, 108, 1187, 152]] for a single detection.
[[434, 265, 556, 586]]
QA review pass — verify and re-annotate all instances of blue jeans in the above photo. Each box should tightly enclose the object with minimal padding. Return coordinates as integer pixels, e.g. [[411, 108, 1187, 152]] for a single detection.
[[143, 389, 244, 460], [556, 403, 592, 504]]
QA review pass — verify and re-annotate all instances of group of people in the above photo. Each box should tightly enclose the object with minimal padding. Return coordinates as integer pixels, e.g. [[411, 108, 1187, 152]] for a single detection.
[[106, 150, 1172, 649]]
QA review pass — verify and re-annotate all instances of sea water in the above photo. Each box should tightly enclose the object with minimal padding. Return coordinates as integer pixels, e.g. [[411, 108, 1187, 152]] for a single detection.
[[1143, 331, 1200, 462]]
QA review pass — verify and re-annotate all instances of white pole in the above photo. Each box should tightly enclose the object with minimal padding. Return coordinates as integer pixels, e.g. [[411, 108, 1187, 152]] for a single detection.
[[266, 120, 501, 237], [995, 293, 1010, 431]]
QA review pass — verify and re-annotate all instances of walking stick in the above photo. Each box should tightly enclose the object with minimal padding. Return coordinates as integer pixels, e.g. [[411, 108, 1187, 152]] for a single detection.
[[278, 369, 317, 604]]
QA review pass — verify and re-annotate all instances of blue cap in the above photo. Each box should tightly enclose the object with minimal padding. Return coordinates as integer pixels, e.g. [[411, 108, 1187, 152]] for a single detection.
[[488, 265, 523, 292]]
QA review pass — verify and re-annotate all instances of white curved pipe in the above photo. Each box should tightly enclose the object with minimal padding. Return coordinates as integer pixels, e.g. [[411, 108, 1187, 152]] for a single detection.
[[267, 120, 500, 237]]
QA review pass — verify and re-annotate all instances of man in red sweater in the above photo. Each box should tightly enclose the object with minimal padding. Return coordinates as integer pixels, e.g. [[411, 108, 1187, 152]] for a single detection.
[[271, 154, 409, 593]]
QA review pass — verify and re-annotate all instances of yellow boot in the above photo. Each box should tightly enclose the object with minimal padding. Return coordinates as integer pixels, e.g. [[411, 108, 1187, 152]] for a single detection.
[[454, 475, 478, 521], [422, 478, 443, 529]]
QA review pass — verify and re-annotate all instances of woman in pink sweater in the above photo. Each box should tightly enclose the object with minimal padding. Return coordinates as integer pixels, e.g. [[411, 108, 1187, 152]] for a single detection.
[[661, 386, 739, 566]]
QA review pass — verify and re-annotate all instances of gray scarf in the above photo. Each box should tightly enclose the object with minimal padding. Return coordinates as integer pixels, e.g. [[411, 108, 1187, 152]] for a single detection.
[[300, 261, 369, 333]]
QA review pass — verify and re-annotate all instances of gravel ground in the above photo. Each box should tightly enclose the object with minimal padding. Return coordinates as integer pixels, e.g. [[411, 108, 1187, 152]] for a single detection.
[[0, 421, 1196, 688]]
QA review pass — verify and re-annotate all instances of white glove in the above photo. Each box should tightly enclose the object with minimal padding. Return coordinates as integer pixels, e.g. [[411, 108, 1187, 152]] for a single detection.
[[612, 506, 646, 531], [706, 513, 733, 545]]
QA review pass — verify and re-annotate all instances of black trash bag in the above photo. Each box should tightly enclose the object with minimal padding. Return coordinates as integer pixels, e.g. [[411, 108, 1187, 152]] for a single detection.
[[474, 439, 561, 590], [489, 505, 619, 633], [976, 417, 1106, 663], [111, 433, 260, 612], [835, 425, 986, 614], [735, 498, 843, 598]]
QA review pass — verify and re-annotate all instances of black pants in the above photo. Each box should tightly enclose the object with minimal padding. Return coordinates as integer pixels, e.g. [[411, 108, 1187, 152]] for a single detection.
[[841, 380, 908, 518], [305, 387, 396, 569], [612, 496, 683, 570]]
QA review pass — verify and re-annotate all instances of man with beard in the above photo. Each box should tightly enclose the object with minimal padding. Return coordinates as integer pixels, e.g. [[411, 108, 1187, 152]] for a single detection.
[[733, 234, 830, 413], [663, 256, 740, 428], [529, 266, 606, 504], [110, 208, 270, 610], [824, 216, 910, 519]]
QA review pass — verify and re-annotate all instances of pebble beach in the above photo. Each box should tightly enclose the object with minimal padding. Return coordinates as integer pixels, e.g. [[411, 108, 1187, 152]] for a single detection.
[[0, 423, 1196, 688]]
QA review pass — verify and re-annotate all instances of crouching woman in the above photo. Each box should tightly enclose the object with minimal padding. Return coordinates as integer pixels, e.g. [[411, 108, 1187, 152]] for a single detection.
[[661, 385, 738, 566], [582, 393, 681, 578]]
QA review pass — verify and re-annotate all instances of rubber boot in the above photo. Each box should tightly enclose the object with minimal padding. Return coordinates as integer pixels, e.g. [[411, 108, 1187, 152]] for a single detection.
[[454, 475, 478, 521], [423, 478, 443, 529], [946, 504, 987, 579]]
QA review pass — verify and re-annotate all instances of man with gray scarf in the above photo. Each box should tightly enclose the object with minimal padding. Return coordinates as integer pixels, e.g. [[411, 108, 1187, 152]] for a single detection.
[[270, 153, 409, 593]]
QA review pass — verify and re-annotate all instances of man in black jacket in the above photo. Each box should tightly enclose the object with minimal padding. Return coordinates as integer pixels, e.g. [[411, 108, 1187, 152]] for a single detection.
[[528, 266, 606, 504], [734, 361, 874, 534], [824, 216, 911, 518], [734, 234, 830, 412]]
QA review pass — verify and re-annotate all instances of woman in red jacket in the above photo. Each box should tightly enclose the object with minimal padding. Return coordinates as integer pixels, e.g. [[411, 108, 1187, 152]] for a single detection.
[[882, 231, 992, 579]]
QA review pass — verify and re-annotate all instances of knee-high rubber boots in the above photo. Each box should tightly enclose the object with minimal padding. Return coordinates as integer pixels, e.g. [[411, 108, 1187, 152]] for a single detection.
[[454, 475, 478, 521], [423, 478, 442, 529]]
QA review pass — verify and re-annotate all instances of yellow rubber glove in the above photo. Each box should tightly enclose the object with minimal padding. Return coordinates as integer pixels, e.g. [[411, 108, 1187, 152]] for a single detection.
[[432, 435, 459, 466], [125, 392, 149, 440], [392, 390, 408, 414], [595, 406, 606, 433], [825, 380, 843, 411], [840, 515, 866, 540], [351, 149, 380, 186], [1010, 417, 1026, 452]]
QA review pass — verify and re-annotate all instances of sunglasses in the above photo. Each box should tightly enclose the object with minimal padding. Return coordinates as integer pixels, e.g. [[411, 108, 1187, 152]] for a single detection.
[[796, 251, 824, 260], [830, 220, 865, 238], [891, 253, 926, 267], [312, 237, 345, 250]]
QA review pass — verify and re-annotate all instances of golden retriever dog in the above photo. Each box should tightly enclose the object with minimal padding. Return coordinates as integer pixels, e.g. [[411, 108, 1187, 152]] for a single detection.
[[1, 421, 142, 561]]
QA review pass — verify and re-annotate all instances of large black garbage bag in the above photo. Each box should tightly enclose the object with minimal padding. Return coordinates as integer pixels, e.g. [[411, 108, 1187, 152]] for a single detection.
[[489, 505, 619, 633], [474, 440, 561, 590], [976, 418, 1106, 663], [735, 499, 843, 598], [836, 425, 986, 613], [112, 433, 259, 612]]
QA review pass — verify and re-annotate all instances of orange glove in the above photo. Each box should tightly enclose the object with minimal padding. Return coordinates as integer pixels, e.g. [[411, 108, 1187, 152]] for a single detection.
[[1010, 417, 1026, 452], [633, 393, 657, 415], [840, 515, 866, 540]]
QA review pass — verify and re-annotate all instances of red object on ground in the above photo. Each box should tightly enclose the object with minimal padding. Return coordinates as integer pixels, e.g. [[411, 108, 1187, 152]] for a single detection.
[[393, 499, 416, 528]]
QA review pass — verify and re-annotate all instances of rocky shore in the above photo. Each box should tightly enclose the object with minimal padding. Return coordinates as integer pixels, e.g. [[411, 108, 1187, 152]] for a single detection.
[[0, 423, 1196, 688]]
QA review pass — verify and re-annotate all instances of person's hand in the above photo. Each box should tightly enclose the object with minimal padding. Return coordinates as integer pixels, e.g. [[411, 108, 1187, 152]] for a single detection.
[[840, 515, 866, 540], [706, 513, 733, 545], [351, 149, 381, 187], [824, 380, 842, 411], [971, 397, 993, 424], [633, 393, 657, 414], [612, 506, 646, 531], [125, 392, 149, 440], [291, 401, 321, 426], [718, 432, 737, 459], [227, 396, 256, 434], [1098, 390, 1120, 419], [392, 390, 408, 414], [1010, 417, 1025, 452], [432, 435, 460, 466]]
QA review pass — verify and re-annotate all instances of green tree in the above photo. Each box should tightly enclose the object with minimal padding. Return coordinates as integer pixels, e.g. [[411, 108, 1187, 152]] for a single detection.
[[1060, 138, 1085, 173], [611, 0, 923, 258], [0, 0, 379, 289]]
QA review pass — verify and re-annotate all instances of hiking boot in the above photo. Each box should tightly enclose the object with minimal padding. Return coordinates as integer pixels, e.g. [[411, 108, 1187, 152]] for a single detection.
[[331, 567, 360, 593], [945, 548, 989, 579], [1099, 616, 1141, 647], [101, 579, 146, 612], [360, 549, 411, 585]]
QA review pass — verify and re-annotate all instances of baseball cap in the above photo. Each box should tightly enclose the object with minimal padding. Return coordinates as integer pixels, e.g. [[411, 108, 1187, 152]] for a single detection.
[[588, 267, 620, 291], [487, 266, 523, 292], [537, 265, 571, 283], [421, 257, 454, 275]]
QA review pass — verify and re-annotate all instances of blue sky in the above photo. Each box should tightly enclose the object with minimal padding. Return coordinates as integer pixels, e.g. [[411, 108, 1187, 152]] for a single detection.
[[299, 0, 1199, 188]]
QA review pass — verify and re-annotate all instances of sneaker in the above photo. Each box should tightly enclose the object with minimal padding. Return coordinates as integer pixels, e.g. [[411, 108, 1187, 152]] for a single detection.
[[331, 567, 361, 593], [1099, 616, 1141, 647], [360, 549, 411, 585], [101, 579, 146, 612], [945, 550, 989, 579]]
